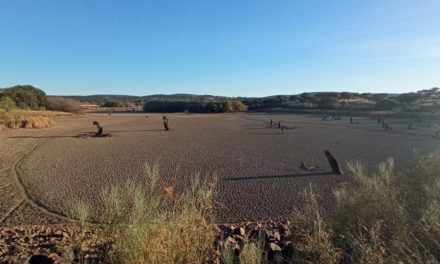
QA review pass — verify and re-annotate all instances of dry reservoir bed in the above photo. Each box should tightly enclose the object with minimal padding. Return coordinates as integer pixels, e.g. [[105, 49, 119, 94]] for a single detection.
[[10, 113, 440, 223]]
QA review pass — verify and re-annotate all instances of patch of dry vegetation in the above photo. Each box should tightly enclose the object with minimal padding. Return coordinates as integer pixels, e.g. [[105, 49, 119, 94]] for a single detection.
[[72, 164, 217, 264], [48, 97, 83, 113], [0, 110, 71, 129], [238, 236, 266, 264], [291, 185, 341, 263], [70, 153, 440, 263], [291, 152, 440, 263], [0, 110, 54, 128]]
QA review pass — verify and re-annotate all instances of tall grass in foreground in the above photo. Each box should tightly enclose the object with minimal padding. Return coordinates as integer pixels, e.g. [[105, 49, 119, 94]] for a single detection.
[[74, 163, 217, 264], [71, 153, 440, 263], [292, 152, 440, 263], [291, 185, 341, 263]]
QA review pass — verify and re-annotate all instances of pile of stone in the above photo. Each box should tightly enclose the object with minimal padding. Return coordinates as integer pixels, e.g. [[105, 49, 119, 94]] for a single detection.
[[0, 225, 109, 264], [1, 222, 294, 263], [215, 221, 293, 263]]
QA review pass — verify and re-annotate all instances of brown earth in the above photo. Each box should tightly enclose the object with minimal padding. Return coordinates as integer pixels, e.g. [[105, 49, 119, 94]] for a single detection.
[[1, 113, 439, 225]]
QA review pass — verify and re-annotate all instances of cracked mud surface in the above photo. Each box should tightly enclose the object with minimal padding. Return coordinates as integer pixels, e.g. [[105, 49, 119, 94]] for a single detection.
[[2, 113, 439, 224]]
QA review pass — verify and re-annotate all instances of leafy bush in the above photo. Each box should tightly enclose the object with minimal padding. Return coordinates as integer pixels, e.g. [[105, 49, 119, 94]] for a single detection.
[[1, 85, 48, 109], [0, 96, 16, 111], [102, 101, 122, 107]]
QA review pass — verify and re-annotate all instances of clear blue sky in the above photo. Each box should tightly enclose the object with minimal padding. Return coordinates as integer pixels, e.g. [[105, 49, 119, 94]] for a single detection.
[[0, 0, 439, 96]]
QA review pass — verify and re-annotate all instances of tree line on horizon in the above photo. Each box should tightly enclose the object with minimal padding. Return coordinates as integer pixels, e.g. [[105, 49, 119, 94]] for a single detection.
[[142, 100, 247, 113], [1, 85, 439, 114], [243, 88, 440, 112]]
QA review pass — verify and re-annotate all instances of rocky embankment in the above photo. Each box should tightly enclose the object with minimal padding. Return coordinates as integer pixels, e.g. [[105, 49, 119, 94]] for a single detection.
[[1, 222, 292, 264]]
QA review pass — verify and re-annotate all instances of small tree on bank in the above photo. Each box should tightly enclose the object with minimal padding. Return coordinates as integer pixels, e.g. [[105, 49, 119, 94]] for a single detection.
[[0, 96, 16, 112]]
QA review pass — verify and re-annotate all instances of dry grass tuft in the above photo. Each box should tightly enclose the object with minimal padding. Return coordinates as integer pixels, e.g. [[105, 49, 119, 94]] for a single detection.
[[333, 159, 407, 241], [0, 110, 57, 129], [329, 153, 439, 263], [289, 153, 440, 263], [290, 185, 341, 264], [72, 163, 218, 264], [239, 236, 266, 264]]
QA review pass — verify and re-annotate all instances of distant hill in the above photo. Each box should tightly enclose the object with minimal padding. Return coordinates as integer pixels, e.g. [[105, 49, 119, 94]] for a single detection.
[[50, 92, 408, 107], [53, 94, 232, 105]]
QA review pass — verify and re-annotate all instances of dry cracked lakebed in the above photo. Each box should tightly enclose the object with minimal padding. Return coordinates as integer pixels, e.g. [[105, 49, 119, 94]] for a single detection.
[[13, 113, 440, 222]]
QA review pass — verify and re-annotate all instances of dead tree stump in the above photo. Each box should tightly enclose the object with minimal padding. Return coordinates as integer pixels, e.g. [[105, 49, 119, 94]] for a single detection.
[[324, 150, 343, 175], [384, 123, 392, 131], [93, 121, 103, 137]]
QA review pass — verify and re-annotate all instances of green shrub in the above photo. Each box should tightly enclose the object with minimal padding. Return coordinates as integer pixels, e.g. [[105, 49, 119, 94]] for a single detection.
[[0, 96, 16, 111], [2, 85, 48, 109]]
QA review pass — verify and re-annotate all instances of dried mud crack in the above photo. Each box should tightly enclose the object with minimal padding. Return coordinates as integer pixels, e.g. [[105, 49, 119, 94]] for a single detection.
[[7, 143, 74, 224]]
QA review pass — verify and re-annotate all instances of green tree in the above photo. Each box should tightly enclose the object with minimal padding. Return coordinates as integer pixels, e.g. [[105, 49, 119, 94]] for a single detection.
[[0, 96, 16, 111], [316, 93, 340, 109], [340, 92, 353, 103], [375, 99, 397, 110], [289, 95, 299, 102], [3, 85, 48, 108], [397, 93, 421, 105], [372, 93, 388, 102], [417, 87, 440, 99]]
